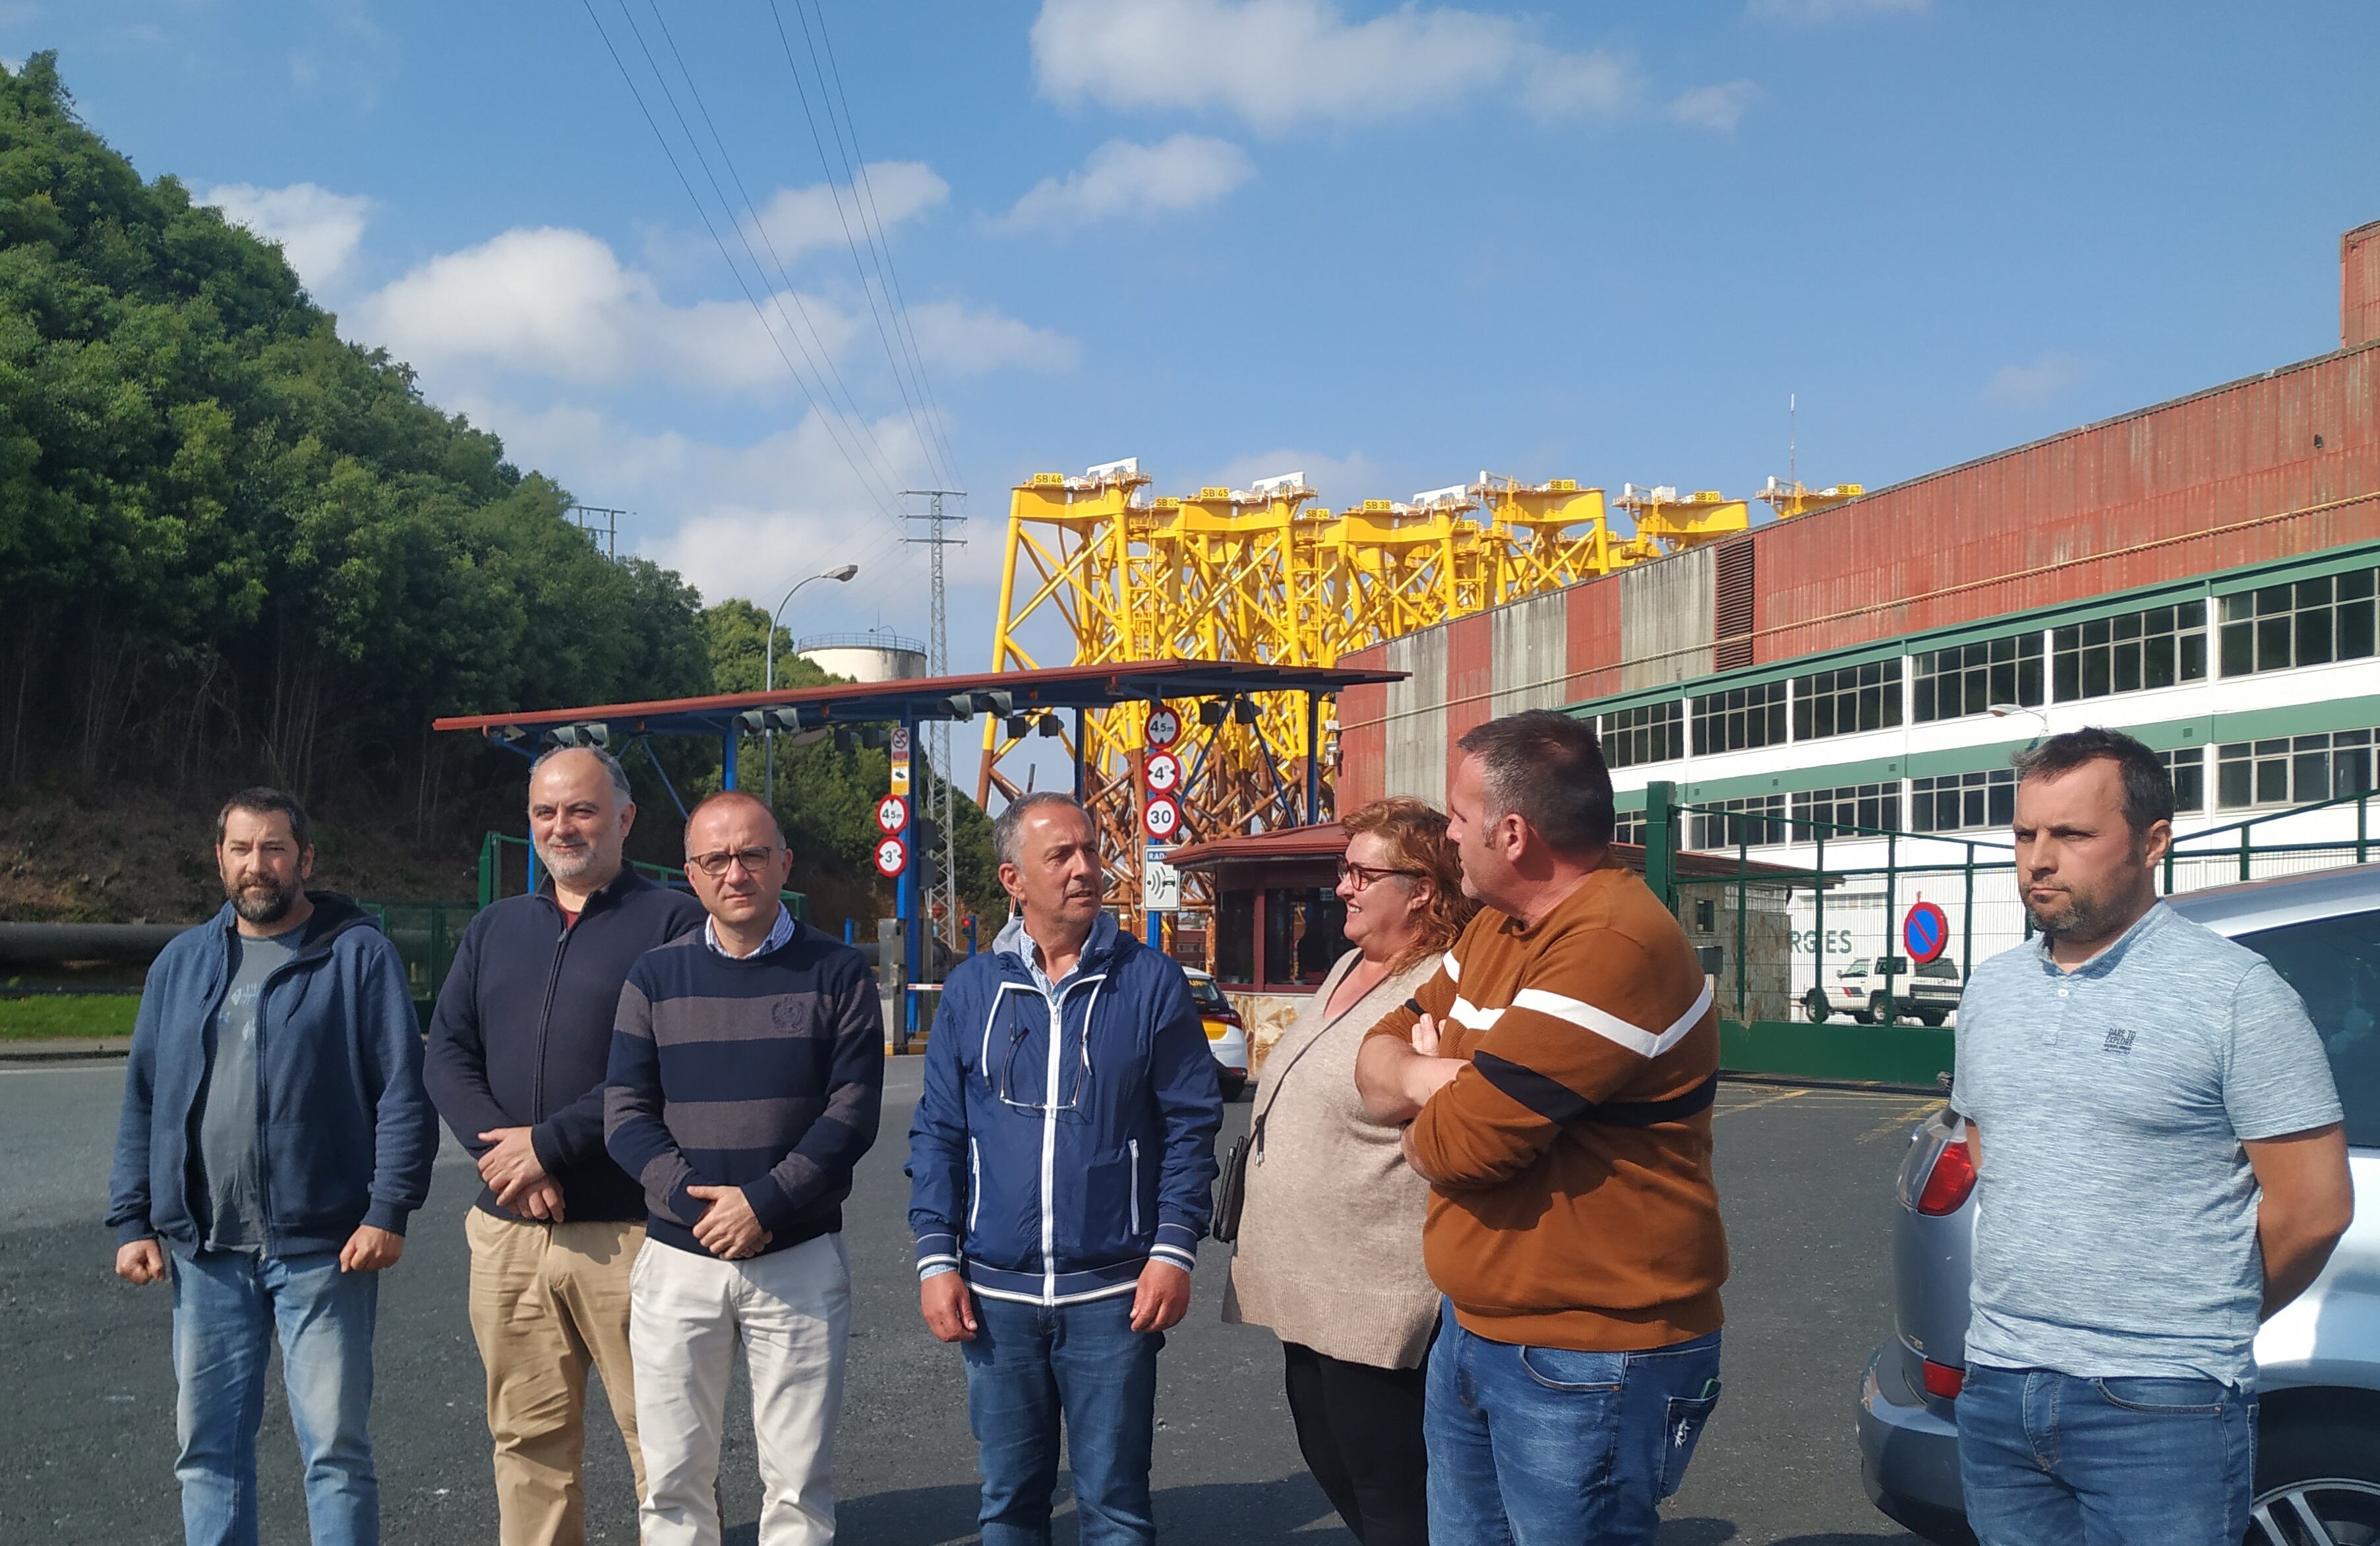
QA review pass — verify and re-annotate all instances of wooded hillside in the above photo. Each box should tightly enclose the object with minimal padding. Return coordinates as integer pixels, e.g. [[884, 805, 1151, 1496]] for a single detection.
[[0, 54, 997, 925]]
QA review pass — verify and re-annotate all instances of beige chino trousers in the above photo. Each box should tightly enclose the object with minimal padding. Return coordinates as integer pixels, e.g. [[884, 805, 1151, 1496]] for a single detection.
[[465, 1208, 648, 1545]]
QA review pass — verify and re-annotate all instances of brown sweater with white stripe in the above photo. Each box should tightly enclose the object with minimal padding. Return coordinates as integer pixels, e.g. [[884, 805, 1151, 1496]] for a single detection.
[[1365, 858, 1728, 1352]]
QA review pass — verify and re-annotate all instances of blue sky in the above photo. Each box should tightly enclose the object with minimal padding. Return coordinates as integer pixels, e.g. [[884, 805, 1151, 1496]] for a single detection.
[[13, 0, 2380, 702]]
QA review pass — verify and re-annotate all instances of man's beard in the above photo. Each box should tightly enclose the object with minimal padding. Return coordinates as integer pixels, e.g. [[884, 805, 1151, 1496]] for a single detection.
[[539, 838, 603, 882], [2025, 881, 2118, 940], [229, 876, 298, 926]]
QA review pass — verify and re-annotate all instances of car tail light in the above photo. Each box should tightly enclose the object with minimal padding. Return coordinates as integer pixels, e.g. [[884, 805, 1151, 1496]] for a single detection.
[[1920, 1359, 1965, 1400], [1216, 1007, 1243, 1027], [1914, 1137, 1977, 1216]]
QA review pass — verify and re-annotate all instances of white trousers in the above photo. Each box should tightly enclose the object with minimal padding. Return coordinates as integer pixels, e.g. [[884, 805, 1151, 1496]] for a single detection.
[[629, 1232, 852, 1546]]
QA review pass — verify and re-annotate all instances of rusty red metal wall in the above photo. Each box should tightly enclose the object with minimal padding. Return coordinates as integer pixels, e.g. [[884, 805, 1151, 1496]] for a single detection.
[[1564, 571, 1624, 703], [1753, 343, 2380, 664], [2348, 220, 2380, 350], [1443, 612, 1495, 792], [1338, 644, 1391, 810]]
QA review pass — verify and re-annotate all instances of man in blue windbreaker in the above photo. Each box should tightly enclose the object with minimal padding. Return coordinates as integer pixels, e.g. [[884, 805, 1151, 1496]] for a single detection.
[[907, 790, 1222, 1546]]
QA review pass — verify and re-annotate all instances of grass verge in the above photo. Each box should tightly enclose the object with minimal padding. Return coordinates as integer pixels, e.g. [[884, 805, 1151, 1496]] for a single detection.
[[0, 995, 140, 1040]]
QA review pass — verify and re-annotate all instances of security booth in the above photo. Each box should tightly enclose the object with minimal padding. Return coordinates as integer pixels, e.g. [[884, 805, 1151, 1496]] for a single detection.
[[1168, 823, 1825, 1075]]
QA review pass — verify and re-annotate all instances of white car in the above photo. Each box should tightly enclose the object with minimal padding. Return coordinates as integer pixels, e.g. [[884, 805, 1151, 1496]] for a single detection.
[[1805, 957, 1961, 1027], [1182, 968, 1249, 1100]]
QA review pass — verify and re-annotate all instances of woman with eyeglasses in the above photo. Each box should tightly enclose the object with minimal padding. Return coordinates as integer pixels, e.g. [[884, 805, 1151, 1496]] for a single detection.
[[1222, 797, 1475, 1546]]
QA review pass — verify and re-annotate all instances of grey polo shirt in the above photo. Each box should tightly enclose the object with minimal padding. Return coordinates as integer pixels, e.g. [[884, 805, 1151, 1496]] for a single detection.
[[1951, 901, 2342, 1387]]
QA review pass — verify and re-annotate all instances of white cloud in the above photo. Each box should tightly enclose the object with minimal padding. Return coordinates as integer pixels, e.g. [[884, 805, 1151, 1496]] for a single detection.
[[1747, 0, 1928, 22], [460, 395, 955, 605], [742, 161, 949, 266], [907, 301, 1081, 374], [352, 226, 808, 397], [355, 215, 1073, 403], [199, 181, 373, 291], [1666, 80, 1761, 133], [1002, 135, 1254, 228], [1206, 448, 1384, 506], [1030, 0, 1644, 133], [1983, 351, 2086, 409]]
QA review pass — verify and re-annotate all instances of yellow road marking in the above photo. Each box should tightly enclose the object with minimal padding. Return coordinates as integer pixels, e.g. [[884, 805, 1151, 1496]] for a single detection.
[[1713, 1087, 1811, 1117]]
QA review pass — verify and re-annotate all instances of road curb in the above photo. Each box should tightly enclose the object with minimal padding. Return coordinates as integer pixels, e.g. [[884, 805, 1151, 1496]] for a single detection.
[[1720, 1069, 1946, 1099], [0, 1038, 132, 1063]]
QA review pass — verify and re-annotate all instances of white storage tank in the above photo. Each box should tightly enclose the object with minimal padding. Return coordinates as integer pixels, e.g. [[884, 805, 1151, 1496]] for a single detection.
[[796, 632, 927, 684]]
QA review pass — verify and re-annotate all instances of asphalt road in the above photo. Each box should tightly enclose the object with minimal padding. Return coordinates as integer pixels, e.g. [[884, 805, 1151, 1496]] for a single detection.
[[1, 1056, 1934, 1545]]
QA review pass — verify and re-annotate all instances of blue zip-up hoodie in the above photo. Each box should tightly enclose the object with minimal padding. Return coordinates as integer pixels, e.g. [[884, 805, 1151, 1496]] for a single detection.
[[906, 911, 1222, 1304], [107, 893, 438, 1257]]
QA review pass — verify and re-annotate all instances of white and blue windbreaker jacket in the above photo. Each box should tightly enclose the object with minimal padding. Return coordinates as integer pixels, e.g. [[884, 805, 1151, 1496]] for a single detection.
[[905, 911, 1223, 1305]]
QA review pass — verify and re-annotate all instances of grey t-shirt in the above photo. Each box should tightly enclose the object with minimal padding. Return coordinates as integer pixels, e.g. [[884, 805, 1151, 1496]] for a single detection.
[[1952, 901, 2342, 1386], [198, 924, 305, 1252]]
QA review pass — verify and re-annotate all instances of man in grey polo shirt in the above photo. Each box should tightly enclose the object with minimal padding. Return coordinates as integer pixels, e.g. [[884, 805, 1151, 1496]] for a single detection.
[[1952, 727, 2353, 1545]]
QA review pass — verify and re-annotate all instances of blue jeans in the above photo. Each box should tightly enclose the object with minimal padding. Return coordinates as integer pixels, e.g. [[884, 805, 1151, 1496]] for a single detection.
[[1425, 1303, 1723, 1545], [171, 1247, 380, 1546], [1958, 1364, 2255, 1546], [959, 1291, 1162, 1546]]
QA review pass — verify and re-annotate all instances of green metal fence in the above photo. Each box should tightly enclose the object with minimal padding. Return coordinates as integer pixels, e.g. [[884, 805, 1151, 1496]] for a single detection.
[[356, 899, 477, 1012], [1643, 779, 2380, 1088], [476, 831, 806, 920]]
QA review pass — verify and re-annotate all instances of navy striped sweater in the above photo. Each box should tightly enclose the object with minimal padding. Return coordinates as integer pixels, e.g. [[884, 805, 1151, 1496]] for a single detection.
[[604, 924, 884, 1258]]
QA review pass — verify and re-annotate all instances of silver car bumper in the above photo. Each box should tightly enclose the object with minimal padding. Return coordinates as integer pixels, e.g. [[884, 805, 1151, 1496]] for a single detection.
[[1857, 1342, 1971, 1546]]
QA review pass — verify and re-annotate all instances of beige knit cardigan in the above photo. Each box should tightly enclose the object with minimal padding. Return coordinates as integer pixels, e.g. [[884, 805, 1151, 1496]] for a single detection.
[[1221, 949, 1441, 1370]]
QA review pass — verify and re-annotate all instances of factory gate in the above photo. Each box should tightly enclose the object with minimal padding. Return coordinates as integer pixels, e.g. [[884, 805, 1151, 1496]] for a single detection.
[[1644, 781, 2380, 1089]]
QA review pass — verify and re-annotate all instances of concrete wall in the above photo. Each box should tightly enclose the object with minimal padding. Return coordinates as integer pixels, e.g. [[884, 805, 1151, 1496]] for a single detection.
[[1491, 591, 1572, 716], [1381, 627, 1448, 805], [1618, 547, 1716, 691]]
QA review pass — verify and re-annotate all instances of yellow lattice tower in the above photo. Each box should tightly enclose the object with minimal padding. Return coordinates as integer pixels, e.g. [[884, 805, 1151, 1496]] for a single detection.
[[1473, 476, 1623, 599], [1610, 485, 1753, 564], [983, 463, 1337, 914], [984, 460, 1855, 931], [1756, 477, 1865, 520]]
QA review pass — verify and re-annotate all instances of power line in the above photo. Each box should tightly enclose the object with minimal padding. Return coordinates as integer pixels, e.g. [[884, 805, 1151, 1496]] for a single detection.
[[806, 1, 962, 487], [768, 0, 961, 491], [636, 0, 924, 510], [610, 0, 916, 524], [578, 0, 908, 531]]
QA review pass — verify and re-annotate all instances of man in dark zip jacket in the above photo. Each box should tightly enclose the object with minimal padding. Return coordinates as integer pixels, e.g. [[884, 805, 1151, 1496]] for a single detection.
[[908, 792, 1222, 1546], [109, 788, 436, 1546], [425, 745, 703, 1545]]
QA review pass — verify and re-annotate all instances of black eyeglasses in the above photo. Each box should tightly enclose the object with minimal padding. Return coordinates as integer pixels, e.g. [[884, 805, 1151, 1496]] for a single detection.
[[688, 845, 778, 879], [1336, 858, 1425, 891]]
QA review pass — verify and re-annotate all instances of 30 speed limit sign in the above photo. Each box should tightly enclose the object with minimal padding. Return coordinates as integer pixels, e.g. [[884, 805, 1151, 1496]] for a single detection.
[[1142, 794, 1183, 842], [873, 837, 907, 878], [1143, 750, 1183, 796], [875, 794, 909, 835], [1144, 705, 1181, 748]]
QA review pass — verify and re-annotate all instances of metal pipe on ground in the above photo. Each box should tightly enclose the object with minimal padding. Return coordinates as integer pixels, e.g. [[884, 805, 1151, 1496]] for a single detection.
[[0, 924, 189, 965]]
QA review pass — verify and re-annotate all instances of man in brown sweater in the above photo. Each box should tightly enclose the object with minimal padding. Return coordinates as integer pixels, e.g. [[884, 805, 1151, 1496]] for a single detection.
[[1357, 709, 1728, 1544]]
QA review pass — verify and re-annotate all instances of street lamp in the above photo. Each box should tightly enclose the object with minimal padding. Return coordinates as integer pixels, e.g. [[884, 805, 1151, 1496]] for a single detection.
[[765, 562, 860, 806]]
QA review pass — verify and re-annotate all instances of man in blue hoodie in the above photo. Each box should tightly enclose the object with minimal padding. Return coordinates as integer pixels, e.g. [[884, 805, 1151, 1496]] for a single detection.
[[907, 791, 1222, 1546], [109, 788, 438, 1546]]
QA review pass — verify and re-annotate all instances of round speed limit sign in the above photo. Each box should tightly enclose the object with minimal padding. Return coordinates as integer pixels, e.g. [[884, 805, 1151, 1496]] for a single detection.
[[1144, 706, 1182, 748], [1143, 750, 1183, 796], [1142, 794, 1183, 842], [873, 837, 907, 878]]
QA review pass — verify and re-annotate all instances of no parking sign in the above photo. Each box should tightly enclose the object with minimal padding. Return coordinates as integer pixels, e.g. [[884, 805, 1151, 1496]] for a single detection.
[[1902, 901, 1949, 965]]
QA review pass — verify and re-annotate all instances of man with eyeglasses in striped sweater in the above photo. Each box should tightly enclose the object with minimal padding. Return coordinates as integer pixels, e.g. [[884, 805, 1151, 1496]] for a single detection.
[[605, 791, 883, 1546]]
